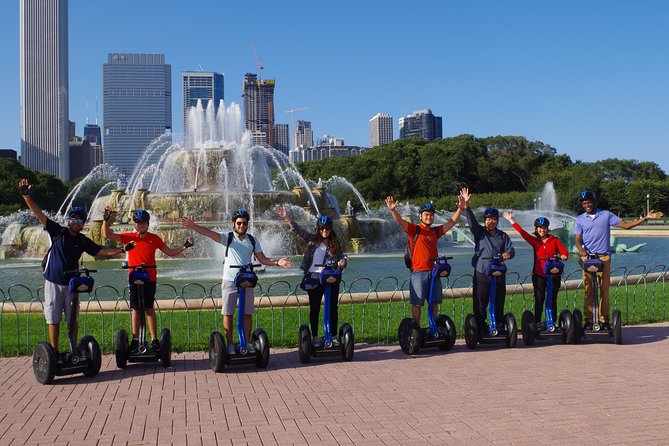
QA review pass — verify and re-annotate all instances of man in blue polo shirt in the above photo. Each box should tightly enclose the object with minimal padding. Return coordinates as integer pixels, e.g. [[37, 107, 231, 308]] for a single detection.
[[573, 190, 663, 329], [19, 178, 131, 351]]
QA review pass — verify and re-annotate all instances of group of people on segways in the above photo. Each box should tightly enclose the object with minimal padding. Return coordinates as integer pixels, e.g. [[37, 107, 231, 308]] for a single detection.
[[20, 174, 666, 383]]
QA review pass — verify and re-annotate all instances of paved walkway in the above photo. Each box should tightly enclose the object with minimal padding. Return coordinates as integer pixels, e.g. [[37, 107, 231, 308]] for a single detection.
[[1, 324, 669, 445]]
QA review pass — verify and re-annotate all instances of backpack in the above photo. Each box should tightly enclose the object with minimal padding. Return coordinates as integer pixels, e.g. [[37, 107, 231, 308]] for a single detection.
[[41, 227, 67, 272], [223, 231, 256, 265], [403, 226, 438, 270]]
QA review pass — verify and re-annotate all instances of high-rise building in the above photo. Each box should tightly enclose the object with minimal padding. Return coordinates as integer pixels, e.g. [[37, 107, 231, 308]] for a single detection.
[[182, 71, 224, 144], [295, 120, 313, 150], [103, 53, 172, 176], [370, 113, 393, 147], [84, 123, 102, 145], [274, 124, 289, 156], [399, 109, 442, 142], [20, 0, 69, 180], [243, 73, 275, 147]]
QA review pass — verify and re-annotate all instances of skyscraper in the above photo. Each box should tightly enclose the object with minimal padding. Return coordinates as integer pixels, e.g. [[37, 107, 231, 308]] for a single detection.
[[182, 71, 224, 144], [274, 124, 289, 156], [243, 73, 275, 147], [20, 0, 69, 180], [295, 120, 313, 149], [369, 113, 393, 147], [103, 53, 172, 176], [83, 123, 102, 145], [399, 109, 442, 142]]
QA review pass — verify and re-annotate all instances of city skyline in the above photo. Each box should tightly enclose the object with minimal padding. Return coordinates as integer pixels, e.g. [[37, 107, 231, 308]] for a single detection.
[[1, 1, 668, 172]]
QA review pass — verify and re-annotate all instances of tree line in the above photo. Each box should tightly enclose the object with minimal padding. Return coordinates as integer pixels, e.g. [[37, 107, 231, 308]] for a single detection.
[[296, 135, 668, 216]]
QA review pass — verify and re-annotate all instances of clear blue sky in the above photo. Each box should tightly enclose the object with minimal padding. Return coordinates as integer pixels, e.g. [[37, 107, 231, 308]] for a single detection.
[[1, 1, 668, 172]]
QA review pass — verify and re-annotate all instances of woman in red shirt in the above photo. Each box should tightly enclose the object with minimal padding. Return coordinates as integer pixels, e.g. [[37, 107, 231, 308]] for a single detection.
[[502, 211, 568, 327]]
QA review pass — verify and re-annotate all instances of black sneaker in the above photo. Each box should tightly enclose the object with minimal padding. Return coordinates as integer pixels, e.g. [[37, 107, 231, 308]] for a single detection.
[[601, 322, 611, 331], [151, 339, 160, 350], [129, 339, 139, 352], [583, 322, 593, 331]]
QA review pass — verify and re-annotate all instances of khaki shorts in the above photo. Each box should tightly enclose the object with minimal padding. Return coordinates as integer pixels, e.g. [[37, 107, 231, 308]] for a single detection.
[[221, 281, 255, 316], [43, 280, 79, 324]]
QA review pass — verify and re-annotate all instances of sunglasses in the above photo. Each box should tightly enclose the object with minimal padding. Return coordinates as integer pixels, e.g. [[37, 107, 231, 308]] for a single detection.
[[69, 217, 85, 224], [235, 221, 249, 226]]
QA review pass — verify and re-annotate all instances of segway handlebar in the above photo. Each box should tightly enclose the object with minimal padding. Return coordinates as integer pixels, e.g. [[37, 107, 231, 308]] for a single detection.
[[122, 263, 156, 270], [230, 263, 262, 271], [64, 267, 97, 276]]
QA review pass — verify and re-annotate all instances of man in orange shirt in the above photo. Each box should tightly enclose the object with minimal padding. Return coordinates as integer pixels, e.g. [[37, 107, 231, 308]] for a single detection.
[[103, 207, 194, 351], [386, 191, 465, 324]]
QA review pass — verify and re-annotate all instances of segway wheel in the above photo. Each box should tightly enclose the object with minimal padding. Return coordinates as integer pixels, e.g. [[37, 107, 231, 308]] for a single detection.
[[32, 342, 57, 385], [572, 308, 583, 344], [559, 309, 574, 344], [436, 314, 456, 351], [78, 335, 102, 377], [612, 309, 623, 345], [504, 313, 517, 348], [339, 323, 354, 361], [398, 318, 414, 355], [464, 314, 479, 350], [115, 329, 129, 369], [521, 310, 536, 346], [298, 325, 312, 364], [159, 328, 171, 367], [209, 331, 226, 372], [252, 328, 270, 368], [407, 320, 422, 355]]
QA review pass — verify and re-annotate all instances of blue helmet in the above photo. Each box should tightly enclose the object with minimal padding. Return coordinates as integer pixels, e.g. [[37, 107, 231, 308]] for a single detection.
[[419, 203, 436, 214], [231, 209, 250, 221], [579, 190, 596, 202], [534, 217, 550, 228], [317, 215, 333, 229], [68, 206, 87, 221], [132, 209, 150, 223], [483, 207, 499, 219]]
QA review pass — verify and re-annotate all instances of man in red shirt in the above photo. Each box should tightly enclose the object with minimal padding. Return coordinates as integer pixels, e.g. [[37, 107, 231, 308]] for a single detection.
[[386, 192, 465, 324], [103, 207, 193, 351]]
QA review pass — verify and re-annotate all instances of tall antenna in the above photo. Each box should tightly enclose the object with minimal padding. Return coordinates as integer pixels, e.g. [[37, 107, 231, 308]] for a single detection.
[[95, 97, 99, 125], [85, 101, 89, 125]]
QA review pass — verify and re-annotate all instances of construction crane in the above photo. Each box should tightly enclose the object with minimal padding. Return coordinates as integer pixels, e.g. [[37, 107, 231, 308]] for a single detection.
[[286, 107, 309, 149], [251, 42, 264, 81]]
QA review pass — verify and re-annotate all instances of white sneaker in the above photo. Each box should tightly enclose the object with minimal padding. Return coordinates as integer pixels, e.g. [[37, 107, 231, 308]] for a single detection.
[[226, 343, 236, 355], [246, 343, 257, 355]]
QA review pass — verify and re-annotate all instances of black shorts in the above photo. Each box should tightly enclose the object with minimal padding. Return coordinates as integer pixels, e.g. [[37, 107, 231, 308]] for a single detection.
[[128, 280, 157, 310]]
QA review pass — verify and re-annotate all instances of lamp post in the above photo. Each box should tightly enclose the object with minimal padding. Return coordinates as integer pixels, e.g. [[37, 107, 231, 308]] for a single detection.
[[647, 193, 650, 216], [533, 198, 536, 210]]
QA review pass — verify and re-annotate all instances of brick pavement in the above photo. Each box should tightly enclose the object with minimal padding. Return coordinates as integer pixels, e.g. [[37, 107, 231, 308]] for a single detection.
[[1, 324, 669, 445]]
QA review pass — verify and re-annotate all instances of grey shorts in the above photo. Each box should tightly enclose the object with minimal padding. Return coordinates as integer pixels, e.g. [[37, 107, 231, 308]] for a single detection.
[[43, 280, 79, 324], [409, 271, 442, 306], [221, 281, 255, 316]]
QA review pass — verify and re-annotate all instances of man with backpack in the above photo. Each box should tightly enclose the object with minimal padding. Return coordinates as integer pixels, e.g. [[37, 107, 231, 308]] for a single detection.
[[386, 191, 465, 324], [181, 209, 292, 355]]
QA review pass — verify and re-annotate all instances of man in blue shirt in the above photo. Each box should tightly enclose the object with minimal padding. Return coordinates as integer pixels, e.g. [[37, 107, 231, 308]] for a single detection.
[[573, 190, 663, 329], [19, 179, 131, 351]]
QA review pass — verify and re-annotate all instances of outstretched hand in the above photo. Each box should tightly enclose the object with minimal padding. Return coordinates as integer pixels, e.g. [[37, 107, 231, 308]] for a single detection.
[[385, 196, 397, 211], [18, 178, 32, 196], [502, 211, 513, 222], [460, 187, 471, 207], [274, 205, 289, 222], [183, 236, 194, 248], [647, 210, 664, 219], [180, 216, 196, 229], [103, 205, 116, 222]]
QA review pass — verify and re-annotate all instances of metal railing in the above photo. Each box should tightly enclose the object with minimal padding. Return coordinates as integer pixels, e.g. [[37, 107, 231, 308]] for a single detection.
[[1, 264, 667, 356]]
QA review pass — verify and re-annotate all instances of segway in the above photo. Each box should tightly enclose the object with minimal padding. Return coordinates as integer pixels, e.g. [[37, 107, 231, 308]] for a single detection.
[[521, 257, 575, 345], [209, 263, 270, 371], [572, 252, 623, 344], [464, 255, 517, 349], [398, 256, 457, 355], [115, 264, 171, 368], [32, 267, 102, 384], [298, 259, 354, 363]]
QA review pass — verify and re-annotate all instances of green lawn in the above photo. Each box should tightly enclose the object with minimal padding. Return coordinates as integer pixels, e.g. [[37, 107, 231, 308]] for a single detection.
[[1, 280, 667, 357]]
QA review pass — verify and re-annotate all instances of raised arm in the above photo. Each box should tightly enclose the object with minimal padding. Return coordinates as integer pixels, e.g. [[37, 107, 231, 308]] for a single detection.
[[385, 196, 409, 232], [102, 206, 121, 242], [160, 236, 194, 257], [274, 205, 313, 241], [617, 210, 664, 229], [254, 250, 293, 269], [440, 190, 466, 233], [180, 216, 222, 243], [18, 179, 47, 227]]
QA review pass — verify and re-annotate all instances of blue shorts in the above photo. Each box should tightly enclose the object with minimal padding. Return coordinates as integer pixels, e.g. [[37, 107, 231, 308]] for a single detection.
[[409, 271, 442, 306]]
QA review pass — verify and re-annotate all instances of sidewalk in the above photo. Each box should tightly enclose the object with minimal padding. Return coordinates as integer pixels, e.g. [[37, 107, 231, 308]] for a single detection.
[[1, 324, 669, 445]]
